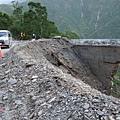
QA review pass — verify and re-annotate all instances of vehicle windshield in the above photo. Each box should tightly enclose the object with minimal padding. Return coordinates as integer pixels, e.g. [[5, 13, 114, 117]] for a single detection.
[[0, 32, 7, 37]]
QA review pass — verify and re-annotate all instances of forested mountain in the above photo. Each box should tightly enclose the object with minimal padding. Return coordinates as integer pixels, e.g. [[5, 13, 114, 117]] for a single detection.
[[0, 0, 120, 39], [0, 4, 13, 14]]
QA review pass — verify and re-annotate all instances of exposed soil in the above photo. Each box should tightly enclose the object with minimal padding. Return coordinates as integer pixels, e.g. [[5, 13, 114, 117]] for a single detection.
[[0, 38, 120, 120]]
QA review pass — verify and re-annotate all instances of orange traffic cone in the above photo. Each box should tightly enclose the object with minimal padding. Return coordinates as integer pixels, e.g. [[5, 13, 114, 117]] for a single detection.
[[0, 47, 3, 58]]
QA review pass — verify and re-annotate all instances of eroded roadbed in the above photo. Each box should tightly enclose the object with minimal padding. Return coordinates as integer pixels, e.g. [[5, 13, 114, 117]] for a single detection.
[[0, 39, 120, 120]]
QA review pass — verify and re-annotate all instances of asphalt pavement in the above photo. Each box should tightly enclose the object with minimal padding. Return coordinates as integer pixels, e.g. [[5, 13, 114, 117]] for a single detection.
[[1, 40, 26, 56]]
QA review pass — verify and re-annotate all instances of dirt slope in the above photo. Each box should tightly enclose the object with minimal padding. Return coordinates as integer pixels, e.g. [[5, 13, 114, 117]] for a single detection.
[[0, 38, 120, 120]]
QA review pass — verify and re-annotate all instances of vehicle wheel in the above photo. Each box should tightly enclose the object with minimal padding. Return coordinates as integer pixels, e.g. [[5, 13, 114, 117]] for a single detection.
[[6, 45, 10, 48]]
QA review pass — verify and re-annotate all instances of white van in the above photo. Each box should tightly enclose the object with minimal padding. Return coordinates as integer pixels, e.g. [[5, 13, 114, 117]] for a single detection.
[[0, 30, 12, 48]]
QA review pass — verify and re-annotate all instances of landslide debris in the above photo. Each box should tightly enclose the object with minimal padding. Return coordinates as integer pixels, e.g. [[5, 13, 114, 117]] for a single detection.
[[0, 38, 120, 120]]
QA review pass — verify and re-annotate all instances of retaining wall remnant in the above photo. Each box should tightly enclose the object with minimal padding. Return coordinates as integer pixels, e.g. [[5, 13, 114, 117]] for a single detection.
[[71, 39, 120, 92]]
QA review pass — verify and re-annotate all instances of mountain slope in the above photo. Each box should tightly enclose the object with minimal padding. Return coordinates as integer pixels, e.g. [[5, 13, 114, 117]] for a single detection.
[[0, 4, 13, 14], [0, 0, 120, 39]]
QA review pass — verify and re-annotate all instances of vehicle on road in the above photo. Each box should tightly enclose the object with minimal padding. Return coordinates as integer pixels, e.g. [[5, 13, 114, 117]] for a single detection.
[[0, 30, 12, 48], [52, 36, 62, 39]]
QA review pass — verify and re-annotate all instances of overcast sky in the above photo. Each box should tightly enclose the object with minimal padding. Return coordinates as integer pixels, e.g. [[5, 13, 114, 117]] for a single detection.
[[0, 0, 25, 4], [0, 0, 12, 4]]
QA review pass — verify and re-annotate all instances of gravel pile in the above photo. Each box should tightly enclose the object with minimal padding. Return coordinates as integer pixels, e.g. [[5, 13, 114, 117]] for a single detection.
[[0, 39, 120, 120]]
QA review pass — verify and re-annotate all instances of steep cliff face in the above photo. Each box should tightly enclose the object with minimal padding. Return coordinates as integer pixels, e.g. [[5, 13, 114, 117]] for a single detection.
[[0, 0, 120, 38]]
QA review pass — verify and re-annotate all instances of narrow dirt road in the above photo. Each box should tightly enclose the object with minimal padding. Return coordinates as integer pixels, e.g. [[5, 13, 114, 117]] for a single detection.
[[2, 40, 27, 56]]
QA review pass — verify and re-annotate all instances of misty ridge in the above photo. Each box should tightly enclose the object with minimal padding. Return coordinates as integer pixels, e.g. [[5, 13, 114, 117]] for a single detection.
[[0, 0, 120, 39]]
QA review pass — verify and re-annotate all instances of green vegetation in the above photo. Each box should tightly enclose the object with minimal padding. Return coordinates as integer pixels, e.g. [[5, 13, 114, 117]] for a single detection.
[[64, 31, 79, 39], [113, 69, 120, 98], [1, 0, 120, 39], [0, 12, 13, 30], [0, 1, 79, 40]]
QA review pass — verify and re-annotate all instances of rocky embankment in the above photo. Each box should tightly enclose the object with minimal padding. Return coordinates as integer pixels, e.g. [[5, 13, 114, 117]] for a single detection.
[[0, 39, 120, 120]]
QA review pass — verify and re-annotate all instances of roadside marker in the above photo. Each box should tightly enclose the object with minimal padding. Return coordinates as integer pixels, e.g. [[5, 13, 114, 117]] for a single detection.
[[0, 44, 3, 58]]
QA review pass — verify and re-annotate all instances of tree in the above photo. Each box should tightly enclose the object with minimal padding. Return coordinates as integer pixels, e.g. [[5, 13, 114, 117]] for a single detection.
[[43, 20, 61, 38], [10, 1, 24, 39], [0, 1, 62, 39], [64, 30, 80, 39], [11, 1, 23, 24], [25, 2, 48, 38], [0, 12, 13, 30], [22, 1, 61, 39]]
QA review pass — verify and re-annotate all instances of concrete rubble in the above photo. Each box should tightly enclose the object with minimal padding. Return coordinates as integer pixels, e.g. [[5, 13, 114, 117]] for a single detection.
[[0, 38, 120, 120]]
